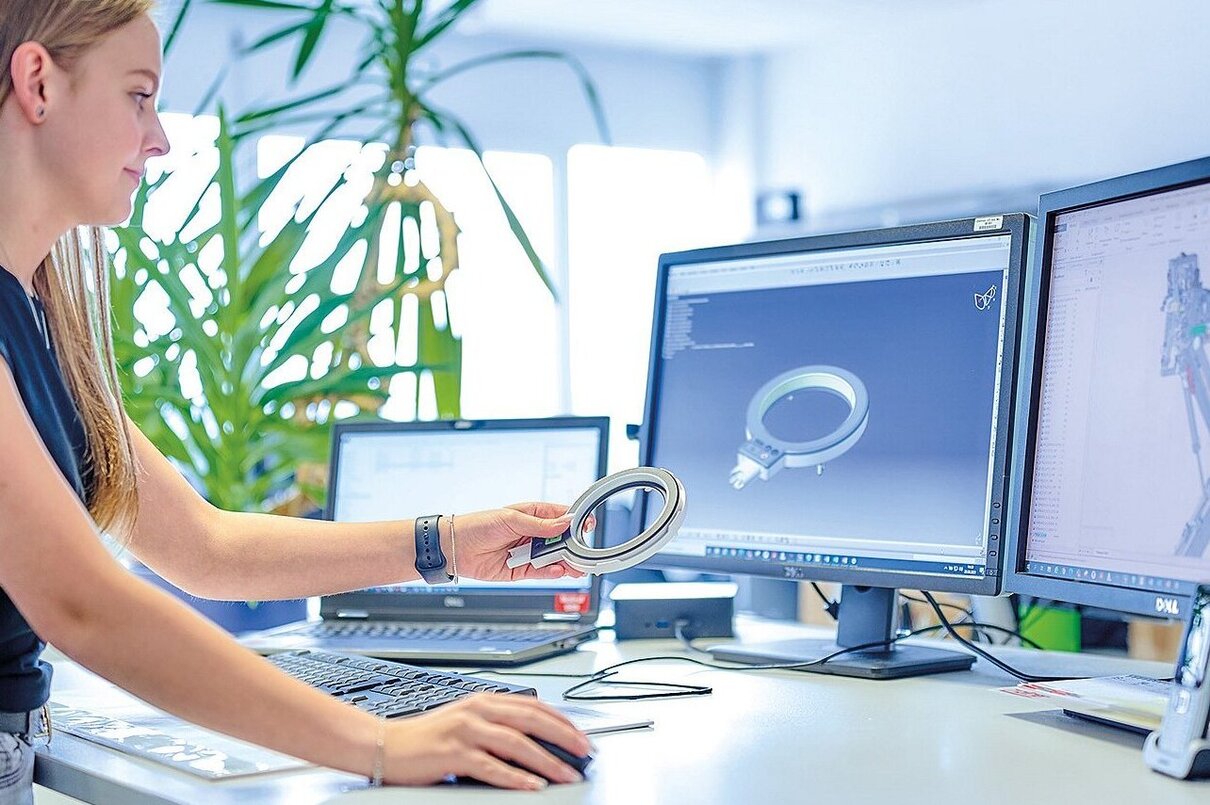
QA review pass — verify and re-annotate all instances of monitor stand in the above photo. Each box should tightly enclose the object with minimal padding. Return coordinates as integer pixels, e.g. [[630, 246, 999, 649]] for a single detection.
[[709, 585, 974, 680]]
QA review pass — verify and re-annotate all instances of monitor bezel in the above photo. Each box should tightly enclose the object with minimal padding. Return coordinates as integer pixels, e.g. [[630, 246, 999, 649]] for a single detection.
[[321, 417, 608, 621], [636, 215, 1030, 596], [1004, 156, 1210, 621]]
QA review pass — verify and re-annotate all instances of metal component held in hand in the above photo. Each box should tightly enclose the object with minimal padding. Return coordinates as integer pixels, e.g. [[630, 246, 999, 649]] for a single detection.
[[730, 365, 870, 489], [506, 467, 687, 575]]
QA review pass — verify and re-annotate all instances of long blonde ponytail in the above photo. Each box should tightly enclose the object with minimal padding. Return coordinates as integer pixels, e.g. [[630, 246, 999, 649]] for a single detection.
[[0, 1, 157, 538]]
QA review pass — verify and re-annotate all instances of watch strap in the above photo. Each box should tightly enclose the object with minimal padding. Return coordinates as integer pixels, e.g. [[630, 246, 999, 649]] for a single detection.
[[414, 515, 451, 584]]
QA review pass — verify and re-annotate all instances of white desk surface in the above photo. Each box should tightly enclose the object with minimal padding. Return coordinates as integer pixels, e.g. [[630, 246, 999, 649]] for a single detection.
[[35, 617, 1210, 804]]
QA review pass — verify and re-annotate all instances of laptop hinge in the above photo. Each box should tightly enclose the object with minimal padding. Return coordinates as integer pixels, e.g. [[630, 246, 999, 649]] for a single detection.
[[541, 612, 582, 622], [335, 610, 370, 619]]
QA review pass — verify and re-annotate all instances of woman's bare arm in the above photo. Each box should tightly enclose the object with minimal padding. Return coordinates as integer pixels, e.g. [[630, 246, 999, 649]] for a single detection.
[[0, 359, 381, 773], [0, 359, 589, 789], [124, 420, 581, 601]]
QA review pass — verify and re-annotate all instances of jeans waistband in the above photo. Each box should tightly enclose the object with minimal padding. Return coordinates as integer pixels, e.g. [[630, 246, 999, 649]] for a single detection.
[[0, 705, 49, 740]]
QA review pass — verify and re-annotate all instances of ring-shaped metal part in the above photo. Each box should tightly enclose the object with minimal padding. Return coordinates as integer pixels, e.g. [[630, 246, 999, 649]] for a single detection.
[[507, 467, 687, 575], [746, 365, 870, 467]]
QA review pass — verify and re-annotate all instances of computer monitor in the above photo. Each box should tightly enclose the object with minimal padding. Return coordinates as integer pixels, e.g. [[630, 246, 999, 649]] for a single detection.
[[1006, 156, 1210, 622], [636, 216, 1030, 679]]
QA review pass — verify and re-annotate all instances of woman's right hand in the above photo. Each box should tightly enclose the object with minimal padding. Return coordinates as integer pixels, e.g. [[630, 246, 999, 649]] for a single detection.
[[382, 693, 592, 790]]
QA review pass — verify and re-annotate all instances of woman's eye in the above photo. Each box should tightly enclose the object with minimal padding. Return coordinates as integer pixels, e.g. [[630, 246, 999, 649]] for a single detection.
[[132, 92, 153, 107]]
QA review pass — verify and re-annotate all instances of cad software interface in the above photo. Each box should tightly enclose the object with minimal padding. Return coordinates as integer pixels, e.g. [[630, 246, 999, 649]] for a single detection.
[[331, 427, 601, 592], [1025, 180, 1210, 596], [650, 233, 1013, 580]]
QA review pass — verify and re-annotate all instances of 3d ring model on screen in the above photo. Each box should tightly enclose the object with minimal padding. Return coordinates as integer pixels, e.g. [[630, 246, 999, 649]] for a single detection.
[[506, 467, 687, 575], [729, 365, 870, 490]]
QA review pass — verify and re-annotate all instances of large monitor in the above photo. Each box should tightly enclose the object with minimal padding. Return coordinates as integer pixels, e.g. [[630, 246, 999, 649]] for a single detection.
[[637, 215, 1030, 678], [1006, 156, 1210, 621]]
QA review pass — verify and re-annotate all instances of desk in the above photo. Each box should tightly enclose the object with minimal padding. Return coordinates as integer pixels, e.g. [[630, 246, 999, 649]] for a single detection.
[[34, 618, 1210, 804]]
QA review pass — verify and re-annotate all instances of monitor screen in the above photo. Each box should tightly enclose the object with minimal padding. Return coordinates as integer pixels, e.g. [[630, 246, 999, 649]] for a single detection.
[[641, 219, 1025, 593], [329, 422, 603, 592], [1017, 167, 1210, 613]]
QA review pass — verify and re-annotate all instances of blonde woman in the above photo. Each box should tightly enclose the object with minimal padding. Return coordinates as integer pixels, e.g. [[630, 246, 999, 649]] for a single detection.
[[0, 2, 592, 801]]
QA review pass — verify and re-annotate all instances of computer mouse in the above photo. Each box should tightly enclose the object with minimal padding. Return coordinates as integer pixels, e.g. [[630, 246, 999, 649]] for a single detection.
[[530, 736, 593, 778], [453, 737, 593, 786]]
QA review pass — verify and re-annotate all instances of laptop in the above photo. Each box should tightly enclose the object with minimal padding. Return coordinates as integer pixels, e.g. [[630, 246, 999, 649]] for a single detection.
[[241, 417, 608, 665]]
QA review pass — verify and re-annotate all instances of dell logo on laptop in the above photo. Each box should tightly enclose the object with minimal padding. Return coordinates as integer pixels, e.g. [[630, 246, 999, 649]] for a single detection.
[[1155, 596, 1180, 616], [444, 596, 466, 608]]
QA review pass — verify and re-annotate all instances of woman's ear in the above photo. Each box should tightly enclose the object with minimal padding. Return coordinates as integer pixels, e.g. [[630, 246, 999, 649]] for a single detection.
[[9, 41, 57, 124]]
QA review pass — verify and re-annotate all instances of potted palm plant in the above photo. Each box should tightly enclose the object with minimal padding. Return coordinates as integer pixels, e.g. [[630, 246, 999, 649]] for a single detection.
[[111, 106, 418, 630], [110, 1, 608, 630], [213, 0, 610, 422]]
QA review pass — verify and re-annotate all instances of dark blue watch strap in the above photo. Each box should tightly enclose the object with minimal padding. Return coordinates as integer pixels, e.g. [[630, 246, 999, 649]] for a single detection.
[[414, 515, 450, 584]]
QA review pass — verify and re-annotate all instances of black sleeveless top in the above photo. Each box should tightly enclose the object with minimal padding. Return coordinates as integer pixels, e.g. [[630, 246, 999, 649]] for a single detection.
[[0, 265, 92, 713]]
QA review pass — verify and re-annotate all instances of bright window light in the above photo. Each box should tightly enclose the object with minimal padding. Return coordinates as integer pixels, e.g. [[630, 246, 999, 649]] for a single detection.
[[134, 113, 221, 407], [567, 144, 745, 470], [256, 137, 558, 422], [416, 147, 558, 420]]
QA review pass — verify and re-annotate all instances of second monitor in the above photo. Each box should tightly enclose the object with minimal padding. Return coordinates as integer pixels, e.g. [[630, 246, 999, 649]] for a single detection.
[[637, 215, 1030, 678]]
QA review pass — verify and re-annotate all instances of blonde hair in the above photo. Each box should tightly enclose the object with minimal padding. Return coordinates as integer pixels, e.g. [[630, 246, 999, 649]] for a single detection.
[[0, 0, 157, 538]]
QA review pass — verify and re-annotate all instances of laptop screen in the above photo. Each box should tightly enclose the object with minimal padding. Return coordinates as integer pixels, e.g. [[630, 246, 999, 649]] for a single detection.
[[328, 422, 603, 594]]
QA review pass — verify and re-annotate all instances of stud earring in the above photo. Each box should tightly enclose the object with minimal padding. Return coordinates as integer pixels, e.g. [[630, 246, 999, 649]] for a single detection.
[[36, 107, 44, 118]]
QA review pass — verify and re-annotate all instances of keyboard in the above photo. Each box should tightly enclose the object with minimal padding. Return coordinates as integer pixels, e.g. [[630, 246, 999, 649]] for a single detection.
[[267, 649, 535, 719], [294, 622, 570, 644]]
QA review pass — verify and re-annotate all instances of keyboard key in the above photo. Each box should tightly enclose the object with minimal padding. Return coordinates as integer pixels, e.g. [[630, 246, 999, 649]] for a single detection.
[[267, 650, 535, 720]]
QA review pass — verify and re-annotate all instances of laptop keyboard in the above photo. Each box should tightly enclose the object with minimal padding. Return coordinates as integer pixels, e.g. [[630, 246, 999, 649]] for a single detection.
[[267, 650, 535, 719], [295, 622, 572, 644]]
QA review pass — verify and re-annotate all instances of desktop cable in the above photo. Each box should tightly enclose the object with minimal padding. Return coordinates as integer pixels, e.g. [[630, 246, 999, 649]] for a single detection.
[[920, 591, 1083, 683], [481, 623, 1000, 702], [808, 586, 1032, 647]]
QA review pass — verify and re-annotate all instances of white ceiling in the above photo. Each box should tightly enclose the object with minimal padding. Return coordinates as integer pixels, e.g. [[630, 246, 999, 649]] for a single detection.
[[448, 0, 963, 56], [456, 0, 838, 54]]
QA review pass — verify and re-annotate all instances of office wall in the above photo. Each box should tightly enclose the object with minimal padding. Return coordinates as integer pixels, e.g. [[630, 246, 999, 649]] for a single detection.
[[759, 0, 1210, 231]]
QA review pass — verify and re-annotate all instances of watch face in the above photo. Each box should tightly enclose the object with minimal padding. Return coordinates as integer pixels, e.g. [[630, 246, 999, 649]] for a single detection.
[[1177, 585, 1210, 690]]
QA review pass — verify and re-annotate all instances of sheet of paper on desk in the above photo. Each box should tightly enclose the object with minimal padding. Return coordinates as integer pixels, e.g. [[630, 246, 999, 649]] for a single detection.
[[997, 674, 1169, 733], [48, 693, 310, 780], [558, 704, 654, 735]]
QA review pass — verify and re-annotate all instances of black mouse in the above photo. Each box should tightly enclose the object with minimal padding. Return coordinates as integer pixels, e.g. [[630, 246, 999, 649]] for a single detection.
[[453, 737, 593, 786], [530, 736, 593, 778]]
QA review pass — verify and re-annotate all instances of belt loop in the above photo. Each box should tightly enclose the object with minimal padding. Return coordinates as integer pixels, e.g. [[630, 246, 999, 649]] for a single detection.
[[36, 704, 51, 745]]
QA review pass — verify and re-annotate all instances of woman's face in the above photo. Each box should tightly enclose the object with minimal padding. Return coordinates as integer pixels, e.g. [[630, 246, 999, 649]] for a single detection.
[[37, 14, 170, 226]]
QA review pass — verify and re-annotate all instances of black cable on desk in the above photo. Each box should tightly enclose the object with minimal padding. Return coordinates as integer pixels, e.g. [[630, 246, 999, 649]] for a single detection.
[[920, 591, 1085, 683], [896, 594, 1045, 650], [482, 623, 956, 701], [478, 604, 1080, 700], [809, 587, 1017, 646]]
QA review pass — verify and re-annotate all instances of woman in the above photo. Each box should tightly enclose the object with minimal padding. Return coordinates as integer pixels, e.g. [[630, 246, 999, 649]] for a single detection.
[[0, 2, 591, 801]]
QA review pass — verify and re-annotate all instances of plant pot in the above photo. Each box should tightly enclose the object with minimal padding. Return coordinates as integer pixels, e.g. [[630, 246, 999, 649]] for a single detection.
[[129, 562, 307, 636]]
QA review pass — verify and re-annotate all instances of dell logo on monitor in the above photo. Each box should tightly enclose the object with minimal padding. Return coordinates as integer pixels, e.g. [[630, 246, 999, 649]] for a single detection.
[[1155, 597, 1181, 616]]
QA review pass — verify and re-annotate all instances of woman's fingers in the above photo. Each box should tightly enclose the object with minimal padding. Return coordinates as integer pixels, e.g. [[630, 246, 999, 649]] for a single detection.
[[512, 561, 584, 581], [470, 694, 589, 752], [507, 508, 571, 537], [507, 501, 571, 519], [473, 722, 582, 784], [554, 563, 585, 578], [457, 749, 547, 791]]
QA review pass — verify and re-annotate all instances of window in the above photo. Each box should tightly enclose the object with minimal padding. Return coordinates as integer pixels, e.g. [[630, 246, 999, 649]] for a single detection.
[[256, 137, 558, 422], [567, 144, 746, 469]]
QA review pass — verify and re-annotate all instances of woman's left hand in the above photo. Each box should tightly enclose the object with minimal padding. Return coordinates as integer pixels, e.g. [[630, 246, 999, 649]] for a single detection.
[[447, 503, 592, 582]]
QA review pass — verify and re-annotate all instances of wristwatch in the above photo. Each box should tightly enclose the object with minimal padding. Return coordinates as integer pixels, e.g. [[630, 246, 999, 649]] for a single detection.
[[414, 515, 452, 584]]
